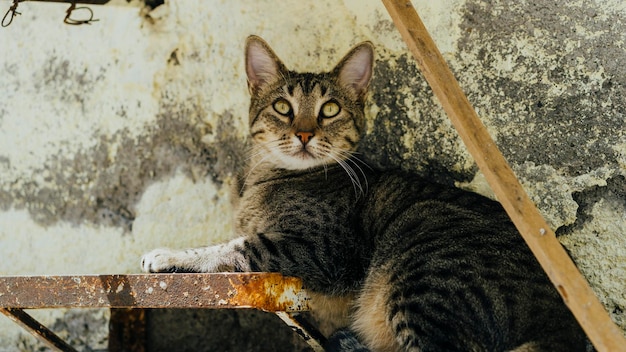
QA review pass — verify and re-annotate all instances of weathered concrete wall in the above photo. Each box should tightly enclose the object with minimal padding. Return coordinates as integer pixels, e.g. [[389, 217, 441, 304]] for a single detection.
[[0, 0, 623, 350]]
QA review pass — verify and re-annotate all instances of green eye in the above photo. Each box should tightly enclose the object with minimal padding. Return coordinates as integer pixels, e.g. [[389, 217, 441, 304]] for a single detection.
[[321, 101, 341, 118], [273, 99, 292, 116]]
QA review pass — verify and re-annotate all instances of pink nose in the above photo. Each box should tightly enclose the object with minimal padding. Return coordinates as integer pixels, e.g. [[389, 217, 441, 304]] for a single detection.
[[295, 131, 314, 145]]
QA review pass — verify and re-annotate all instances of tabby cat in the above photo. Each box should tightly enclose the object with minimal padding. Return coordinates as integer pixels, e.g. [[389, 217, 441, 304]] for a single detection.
[[141, 35, 587, 351]]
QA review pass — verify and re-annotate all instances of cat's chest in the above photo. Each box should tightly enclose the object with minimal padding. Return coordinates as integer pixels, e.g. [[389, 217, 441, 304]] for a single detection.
[[234, 174, 357, 236], [233, 185, 275, 235]]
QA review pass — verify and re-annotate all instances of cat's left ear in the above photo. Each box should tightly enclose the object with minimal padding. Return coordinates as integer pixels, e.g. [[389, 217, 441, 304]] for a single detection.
[[333, 41, 374, 99], [245, 35, 287, 94]]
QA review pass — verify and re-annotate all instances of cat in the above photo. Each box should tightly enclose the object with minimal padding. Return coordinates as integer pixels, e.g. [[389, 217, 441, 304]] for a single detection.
[[141, 35, 587, 352]]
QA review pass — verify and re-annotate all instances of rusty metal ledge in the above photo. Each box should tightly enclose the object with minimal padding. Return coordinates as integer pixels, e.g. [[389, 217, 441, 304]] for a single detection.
[[0, 273, 325, 351], [0, 273, 311, 312]]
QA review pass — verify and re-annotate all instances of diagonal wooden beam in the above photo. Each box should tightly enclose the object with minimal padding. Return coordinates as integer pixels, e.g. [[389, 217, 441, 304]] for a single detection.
[[381, 1, 626, 351]]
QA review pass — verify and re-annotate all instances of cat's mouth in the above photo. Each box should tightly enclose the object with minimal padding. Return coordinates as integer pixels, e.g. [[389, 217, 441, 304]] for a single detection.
[[272, 140, 334, 170], [277, 146, 328, 170], [294, 148, 316, 159]]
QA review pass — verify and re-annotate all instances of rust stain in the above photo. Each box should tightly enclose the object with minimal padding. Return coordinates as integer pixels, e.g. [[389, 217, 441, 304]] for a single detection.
[[229, 273, 311, 312]]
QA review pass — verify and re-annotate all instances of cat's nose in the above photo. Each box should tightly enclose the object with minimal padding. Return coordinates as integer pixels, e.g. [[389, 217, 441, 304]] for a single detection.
[[295, 131, 314, 145]]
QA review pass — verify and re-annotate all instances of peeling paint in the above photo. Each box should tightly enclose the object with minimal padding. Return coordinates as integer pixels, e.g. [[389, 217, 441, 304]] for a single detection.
[[559, 176, 626, 331], [512, 162, 579, 228]]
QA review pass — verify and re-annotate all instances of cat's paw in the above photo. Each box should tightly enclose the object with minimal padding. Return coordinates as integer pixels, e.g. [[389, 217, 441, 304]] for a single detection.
[[141, 248, 188, 273]]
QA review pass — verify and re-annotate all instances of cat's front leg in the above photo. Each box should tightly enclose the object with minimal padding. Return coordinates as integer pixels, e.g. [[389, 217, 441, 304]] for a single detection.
[[141, 237, 250, 273]]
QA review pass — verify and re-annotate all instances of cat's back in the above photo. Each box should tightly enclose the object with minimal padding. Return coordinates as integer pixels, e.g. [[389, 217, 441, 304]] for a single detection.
[[358, 169, 587, 351], [360, 169, 511, 236]]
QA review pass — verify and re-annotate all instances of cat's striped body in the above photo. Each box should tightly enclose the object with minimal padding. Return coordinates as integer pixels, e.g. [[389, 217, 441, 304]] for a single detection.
[[142, 36, 586, 351]]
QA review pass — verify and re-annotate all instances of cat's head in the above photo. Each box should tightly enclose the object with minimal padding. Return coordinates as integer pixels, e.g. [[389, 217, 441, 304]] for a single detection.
[[244, 35, 374, 170]]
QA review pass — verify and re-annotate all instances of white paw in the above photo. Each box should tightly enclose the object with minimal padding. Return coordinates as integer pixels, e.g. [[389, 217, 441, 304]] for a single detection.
[[141, 248, 182, 273]]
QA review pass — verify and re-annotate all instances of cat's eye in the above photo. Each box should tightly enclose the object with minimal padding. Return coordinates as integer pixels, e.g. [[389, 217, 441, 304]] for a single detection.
[[273, 99, 292, 116], [320, 101, 341, 118]]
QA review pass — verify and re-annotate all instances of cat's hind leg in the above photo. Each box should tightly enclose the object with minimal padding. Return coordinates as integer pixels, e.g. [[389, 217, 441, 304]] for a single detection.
[[351, 267, 404, 352], [325, 328, 371, 352]]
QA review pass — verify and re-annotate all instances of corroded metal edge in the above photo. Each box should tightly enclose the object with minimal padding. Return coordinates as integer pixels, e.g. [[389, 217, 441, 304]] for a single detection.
[[0, 273, 311, 312], [0, 308, 77, 352], [276, 311, 326, 352]]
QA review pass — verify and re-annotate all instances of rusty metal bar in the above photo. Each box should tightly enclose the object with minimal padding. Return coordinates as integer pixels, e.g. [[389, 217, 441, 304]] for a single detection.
[[0, 273, 323, 350], [275, 312, 326, 352], [0, 273, 311, 311], [0, 307, 77, 352]]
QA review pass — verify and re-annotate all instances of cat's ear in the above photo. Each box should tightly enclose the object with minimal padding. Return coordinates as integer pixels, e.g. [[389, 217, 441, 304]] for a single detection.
[[245, 35, 287, 94], [333, 41, 374, 99]]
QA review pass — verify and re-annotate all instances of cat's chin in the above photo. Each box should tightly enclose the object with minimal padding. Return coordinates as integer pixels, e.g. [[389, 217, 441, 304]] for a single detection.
[[273, 153, 332, 171]]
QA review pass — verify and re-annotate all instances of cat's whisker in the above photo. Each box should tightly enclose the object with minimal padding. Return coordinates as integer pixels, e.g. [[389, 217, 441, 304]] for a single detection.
[[341, 150, 372, 171], [327, 148, 370, 194], [331, 147, 368, 166], [321, 159, 329, 179], [240, 141, 284, 194], [326, 151, 365, 198], [338, 149, 370, 172], [240, 156, 271, 194], [344, 156, 369, 194], [244, 139, 282, 163]]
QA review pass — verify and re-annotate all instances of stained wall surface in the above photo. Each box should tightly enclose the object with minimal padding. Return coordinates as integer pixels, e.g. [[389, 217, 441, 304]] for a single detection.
[[0, 0, 624, 350]]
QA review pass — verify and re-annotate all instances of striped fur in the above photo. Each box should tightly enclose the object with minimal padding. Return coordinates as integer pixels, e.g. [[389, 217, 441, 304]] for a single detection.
[[142, 36, 587, 351]]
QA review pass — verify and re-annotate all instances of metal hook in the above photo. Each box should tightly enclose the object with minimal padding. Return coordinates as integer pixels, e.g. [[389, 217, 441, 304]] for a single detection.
[[64, 1, 99, 25], [1, 0, 22, 28]]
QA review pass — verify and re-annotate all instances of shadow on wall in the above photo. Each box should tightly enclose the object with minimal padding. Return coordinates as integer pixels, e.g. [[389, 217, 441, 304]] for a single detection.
[[0, 106, 245, 231]]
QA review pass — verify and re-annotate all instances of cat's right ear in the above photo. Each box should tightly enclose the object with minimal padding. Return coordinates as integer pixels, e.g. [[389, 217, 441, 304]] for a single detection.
[[333, 41, 374, 100], [245, 35, 286, 94]]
